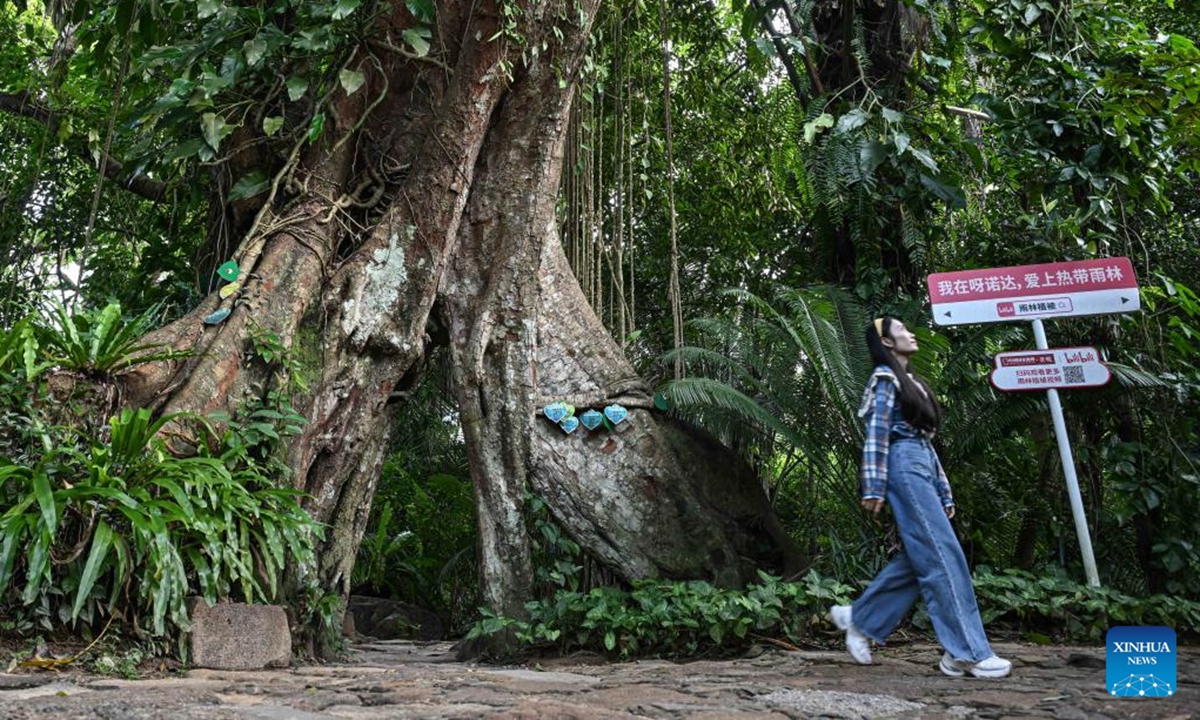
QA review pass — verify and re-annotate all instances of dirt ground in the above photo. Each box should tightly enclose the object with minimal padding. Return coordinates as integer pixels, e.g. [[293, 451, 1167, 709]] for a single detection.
[[0, 637, 1196, 719]]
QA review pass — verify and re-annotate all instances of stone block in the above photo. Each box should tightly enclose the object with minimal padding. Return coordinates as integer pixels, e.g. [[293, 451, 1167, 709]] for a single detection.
[[187, 598, 292, 670]]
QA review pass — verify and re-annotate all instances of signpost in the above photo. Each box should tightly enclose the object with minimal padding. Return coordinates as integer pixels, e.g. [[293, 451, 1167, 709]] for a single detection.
[[990, 347, 1111, 392], [927, 258, 1141, 588], [929, 257, 1139, 327]]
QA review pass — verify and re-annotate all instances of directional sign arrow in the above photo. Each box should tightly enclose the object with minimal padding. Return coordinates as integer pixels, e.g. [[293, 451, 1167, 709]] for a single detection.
[[928, 257, 1140, 326]]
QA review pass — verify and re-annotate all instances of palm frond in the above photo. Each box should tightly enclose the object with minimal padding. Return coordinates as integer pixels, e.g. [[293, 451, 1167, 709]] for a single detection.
[[1106, 362, 1175, 390]]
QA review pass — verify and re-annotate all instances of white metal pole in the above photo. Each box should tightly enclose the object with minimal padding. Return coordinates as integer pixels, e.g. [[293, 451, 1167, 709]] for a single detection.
[[1031, 318, 1101, 587]]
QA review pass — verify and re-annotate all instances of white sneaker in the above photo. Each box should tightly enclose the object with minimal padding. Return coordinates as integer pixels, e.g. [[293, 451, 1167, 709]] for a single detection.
[[827, 605, 872, 665], [940, 651, 1012, 678]]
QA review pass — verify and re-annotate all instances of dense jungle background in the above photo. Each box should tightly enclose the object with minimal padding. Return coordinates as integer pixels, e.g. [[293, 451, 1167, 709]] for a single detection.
[[1, 0, 1198, 661]]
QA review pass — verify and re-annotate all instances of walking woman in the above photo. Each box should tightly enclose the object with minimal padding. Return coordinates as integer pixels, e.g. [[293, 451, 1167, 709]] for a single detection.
[[828, 316, 1012, 679]]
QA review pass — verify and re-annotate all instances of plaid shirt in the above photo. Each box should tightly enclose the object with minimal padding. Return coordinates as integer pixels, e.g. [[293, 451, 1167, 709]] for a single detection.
[[858, 366, 954, 507]]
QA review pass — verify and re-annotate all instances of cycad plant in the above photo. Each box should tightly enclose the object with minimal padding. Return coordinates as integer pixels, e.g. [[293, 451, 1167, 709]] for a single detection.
[[660, 285, 1050, 578], [665, 285, 870, 468], [662, 285, 882, 575]]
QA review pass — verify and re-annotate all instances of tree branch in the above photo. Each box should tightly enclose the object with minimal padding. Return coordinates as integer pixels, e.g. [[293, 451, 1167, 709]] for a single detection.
[[775, 0, 825, 95], [749, 0, 809, 101], [0, 90, 168, 203]]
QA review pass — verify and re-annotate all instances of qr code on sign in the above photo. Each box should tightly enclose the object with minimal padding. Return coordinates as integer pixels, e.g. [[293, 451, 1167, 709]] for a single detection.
[[1063, 365, 1085, 384]]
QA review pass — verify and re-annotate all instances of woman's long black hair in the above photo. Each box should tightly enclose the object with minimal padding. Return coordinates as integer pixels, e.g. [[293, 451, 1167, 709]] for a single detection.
[[865, 317, 942, 432]]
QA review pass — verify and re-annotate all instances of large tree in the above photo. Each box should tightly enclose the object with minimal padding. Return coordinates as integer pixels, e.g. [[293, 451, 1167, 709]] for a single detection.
[[1, 0, 803, 652]]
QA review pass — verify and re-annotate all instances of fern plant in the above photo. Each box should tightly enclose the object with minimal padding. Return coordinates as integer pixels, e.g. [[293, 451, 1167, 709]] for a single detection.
[[352, 501, 414, 595]]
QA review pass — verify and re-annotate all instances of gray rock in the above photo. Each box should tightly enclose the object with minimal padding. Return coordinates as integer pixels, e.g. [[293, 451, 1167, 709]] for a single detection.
[[761, 689, 925, 719], [1, 639, 1197, 719], [1065, 652, 1104, 669], [187, 598, 292, 670], [0, 672, 56, 690], [0, 680, 92, 700], [481, 668, 601, 685], [233, 705, 339, 720]]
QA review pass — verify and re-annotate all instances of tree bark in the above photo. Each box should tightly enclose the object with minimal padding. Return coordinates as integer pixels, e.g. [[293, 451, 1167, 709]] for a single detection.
[[441, 0, 599, 644], [110, 0, 802, 656], [532, 242, 805, 585]]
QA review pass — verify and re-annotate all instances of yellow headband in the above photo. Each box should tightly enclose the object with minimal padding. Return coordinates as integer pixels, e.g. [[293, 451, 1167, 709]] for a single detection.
[[873, 317, 886, 338]]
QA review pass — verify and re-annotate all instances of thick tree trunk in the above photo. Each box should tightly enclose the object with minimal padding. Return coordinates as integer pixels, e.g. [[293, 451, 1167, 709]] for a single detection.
[[532, 241, 805, 585], [441, 0, 599, 638], [444, 0, 805, 642], [113, 0, 802, 656]]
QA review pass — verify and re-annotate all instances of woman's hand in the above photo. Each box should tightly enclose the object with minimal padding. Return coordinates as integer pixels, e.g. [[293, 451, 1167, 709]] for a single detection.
[[944, 505, 956, 520], [861, 498, 885, 516]]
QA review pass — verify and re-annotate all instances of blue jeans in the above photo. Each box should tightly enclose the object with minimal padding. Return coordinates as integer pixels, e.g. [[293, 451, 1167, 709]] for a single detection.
[[851, 438, 994, 662]]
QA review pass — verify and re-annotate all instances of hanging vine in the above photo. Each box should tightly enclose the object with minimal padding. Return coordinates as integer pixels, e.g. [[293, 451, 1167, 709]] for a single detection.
[[658, 0, 683, 380]]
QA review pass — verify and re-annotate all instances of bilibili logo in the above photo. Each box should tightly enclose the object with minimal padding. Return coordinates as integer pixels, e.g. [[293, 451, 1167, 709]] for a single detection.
[[1106, 626, 1176, 697]]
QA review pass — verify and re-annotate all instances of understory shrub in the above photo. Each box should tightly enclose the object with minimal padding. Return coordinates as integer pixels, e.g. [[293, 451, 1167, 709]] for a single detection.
[[971, 566, 1200, 642], [468, 568, 1200, 660], [0, 408, 322, 639], [0, 303, 324, 642]]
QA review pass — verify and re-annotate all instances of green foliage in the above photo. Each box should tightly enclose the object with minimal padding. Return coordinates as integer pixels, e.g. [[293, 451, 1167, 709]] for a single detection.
[[468, 567, 1200, 659], [351, 349, 479, 633], [51, 0, 434, 170], [972, 566, 1200, 643], [32, 300, 189, 378], [527, 492, 583, 594], [1092, 276, 1200, 596], [0, 302, 324, 640], [352, 500, 412, 594], [354, 468, 477, 632], [2, 0, 1197, 648], [663, 285, 870, 463], [661, 285, 962, 579], [467, 570, 854, 660], [205, 322, 311, 482], [0, 408, 322, 637], [965, 0, 1200, 252], [90, 641, 156, 678]]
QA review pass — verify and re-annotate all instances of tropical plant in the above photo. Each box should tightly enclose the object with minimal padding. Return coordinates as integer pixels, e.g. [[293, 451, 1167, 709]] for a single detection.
[[0, 302, 323, 640], [0, 408, 322, 637], [663, 285, 871, 470], [467, 566, 1200, 660], [467, 570, 855, 660], [352, 501, 414, 595], [357, 468, 478, 632], [660, 285, 920, 575], [32, 301, 190, 378]]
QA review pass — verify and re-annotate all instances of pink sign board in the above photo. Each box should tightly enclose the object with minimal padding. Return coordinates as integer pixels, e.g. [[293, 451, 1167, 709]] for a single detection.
[[928, 257, 1139, 326], [990, 347, 1111, 392]]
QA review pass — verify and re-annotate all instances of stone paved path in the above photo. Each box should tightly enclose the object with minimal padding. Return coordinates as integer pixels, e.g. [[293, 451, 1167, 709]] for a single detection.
[[1, 639, 1196, 719]]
